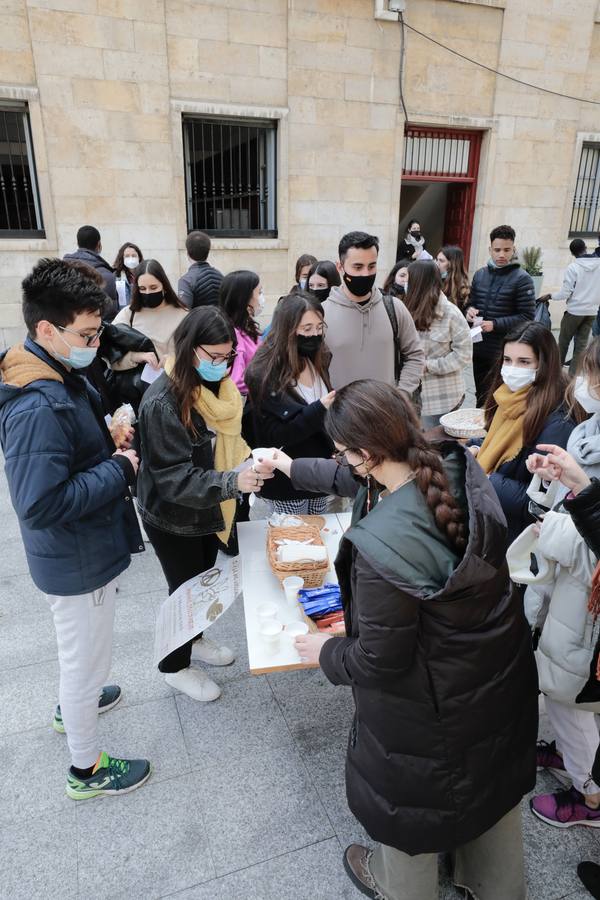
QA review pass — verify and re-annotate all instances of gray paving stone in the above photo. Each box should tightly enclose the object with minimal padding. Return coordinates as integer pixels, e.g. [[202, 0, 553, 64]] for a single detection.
[[176, 671, 296, 770], [191, 744, 334, 876], [0, 658, 60, 735], [268, 668, 355, 753], [0, 572, 42, 618], [0, 725, 71, 826], [0, 536, 31, 577], [0, 607, 57, 671], [97, 696, 191, 784], [164, 837, 364, 899], [0, 808, 78, 899], [109, 634, 173, 708], [76, 773, 215, 900]]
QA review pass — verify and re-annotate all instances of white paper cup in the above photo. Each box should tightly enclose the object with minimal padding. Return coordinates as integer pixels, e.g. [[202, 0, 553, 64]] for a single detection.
[[251, 447, 276, 462], [284, 622, 309, 639], [282, 575, 304, 604], [257, 601, 278, 621], [259, 620, 282, 652]]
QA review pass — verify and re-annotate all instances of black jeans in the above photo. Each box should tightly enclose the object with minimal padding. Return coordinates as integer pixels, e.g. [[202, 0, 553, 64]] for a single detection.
[[472, 351, 496, 408], [144, 521, 219, 673]]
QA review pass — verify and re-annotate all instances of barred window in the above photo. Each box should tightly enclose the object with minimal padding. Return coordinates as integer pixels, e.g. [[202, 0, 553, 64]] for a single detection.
[[182, 115, 277, 238], [570, 143, 600, 237], [0, 102, 44, 238]]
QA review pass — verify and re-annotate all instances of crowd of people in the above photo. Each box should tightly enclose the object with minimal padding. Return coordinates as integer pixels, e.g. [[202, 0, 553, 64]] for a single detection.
[[2, 218, 600, 899]]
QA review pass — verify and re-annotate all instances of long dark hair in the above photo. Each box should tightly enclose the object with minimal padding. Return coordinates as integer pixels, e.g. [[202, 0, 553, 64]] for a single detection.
[[382, 258, 411, 294], [219, 269, 260, 342], [170, 307, 236, 434], [246, 292, 331, 407], [484, 321, 569, 443], [403, 260, 443, 332], [438, 245, 469, 310], [112, 242, 144, 281], [294, 253, 317, 284], [306, 260, 341, 291], [327, 380, 467, 552], [129, 259, 185, 313]]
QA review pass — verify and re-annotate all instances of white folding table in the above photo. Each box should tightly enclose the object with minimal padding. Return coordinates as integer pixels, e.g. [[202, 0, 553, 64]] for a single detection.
[[237, 512, 351, 674]]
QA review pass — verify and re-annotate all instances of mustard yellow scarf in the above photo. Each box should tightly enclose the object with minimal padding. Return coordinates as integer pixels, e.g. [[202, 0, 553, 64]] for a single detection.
[[477, 383, 530, 475], [165, 359, 250, 543]]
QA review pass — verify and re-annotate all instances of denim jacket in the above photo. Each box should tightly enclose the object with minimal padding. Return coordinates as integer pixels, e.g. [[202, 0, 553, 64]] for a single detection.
[[136, 373, 240, 536]]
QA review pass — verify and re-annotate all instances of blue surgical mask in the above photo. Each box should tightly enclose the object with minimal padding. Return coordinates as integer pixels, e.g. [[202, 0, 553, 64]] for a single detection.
[[195, 355, 228, 382], [440, 270, 448, 280], [52, 329, 98, 369]]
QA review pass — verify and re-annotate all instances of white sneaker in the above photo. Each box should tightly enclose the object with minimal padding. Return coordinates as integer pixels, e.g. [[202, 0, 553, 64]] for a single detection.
[[164, 667, 221, 702], [191, 636, 235, 667]]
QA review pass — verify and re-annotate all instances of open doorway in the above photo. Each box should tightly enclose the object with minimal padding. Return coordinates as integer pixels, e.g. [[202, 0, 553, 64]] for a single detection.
[[398, 126, 483, 267]]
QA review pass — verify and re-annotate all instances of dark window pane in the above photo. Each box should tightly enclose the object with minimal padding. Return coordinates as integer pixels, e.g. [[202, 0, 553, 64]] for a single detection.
[[183, 115, 276, 238], [0, 105, 44, 237]]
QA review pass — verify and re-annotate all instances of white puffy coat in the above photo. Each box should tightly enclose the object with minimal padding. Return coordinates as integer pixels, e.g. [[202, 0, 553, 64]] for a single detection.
[[534, 509, 600, 709]]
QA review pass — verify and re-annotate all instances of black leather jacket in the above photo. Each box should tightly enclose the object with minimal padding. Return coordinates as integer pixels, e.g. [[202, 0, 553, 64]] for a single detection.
[[136, 374, 240, 535], [564, 478, 600, 558]]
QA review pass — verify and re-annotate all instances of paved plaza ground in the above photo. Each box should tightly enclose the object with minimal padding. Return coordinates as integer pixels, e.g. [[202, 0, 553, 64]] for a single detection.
[[2, 353, 599, 900]]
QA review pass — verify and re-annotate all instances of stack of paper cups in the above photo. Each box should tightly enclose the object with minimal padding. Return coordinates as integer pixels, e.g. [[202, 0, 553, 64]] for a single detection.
[[282, 575, 304, 605]]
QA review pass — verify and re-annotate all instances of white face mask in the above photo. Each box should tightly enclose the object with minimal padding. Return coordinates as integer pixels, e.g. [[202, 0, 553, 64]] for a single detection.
[[574, 376, 600, 414], [124, 256, 139, 269], [251, 290, 265, 316], [501, 365, 537, 392]]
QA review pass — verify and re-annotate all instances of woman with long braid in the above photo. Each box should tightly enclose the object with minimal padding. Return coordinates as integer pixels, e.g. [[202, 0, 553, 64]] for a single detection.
[[263, 379, 538, 900]]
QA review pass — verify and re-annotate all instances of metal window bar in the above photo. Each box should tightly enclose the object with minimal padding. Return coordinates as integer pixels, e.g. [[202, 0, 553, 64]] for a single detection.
[[402, 126, 478, 180], [182, 115, 277, 237], [570, 144, 600, 236], [0, 104, 44, 237]]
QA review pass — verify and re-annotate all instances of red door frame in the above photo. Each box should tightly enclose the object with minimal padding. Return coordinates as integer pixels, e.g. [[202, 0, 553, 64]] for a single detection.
[[402, 125, 483, 267]]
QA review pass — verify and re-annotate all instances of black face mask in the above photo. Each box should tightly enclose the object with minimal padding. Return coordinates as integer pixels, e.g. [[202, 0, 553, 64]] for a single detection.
[[410, 231, 422, 241], [310, 287, 331, 303], [140, 290, 164, 309], [390, 282, 405, 297], [297, 334, 323, 357], [342, 270, 376, 298]]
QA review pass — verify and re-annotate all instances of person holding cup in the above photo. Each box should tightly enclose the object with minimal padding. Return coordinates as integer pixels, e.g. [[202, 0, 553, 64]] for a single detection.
[[245, 293, 336, 516], [260, 379, 537, 900], [136, 306, 273, 702]]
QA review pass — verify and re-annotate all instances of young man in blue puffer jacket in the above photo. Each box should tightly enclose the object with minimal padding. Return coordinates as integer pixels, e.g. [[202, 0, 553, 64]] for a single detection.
[[0, 258, 151, 800]]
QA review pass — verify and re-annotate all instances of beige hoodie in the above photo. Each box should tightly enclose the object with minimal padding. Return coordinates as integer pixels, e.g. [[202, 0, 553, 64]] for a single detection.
[[323, 285, 424, 392]]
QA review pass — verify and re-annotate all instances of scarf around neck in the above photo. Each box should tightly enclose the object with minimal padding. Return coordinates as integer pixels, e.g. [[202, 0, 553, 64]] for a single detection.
[[165, 358, 250, 543], [477, 382, 530, 474]]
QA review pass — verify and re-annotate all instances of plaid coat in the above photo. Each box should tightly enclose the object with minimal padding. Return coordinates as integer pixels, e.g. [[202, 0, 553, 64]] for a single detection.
[[419, 296, 473, 416]]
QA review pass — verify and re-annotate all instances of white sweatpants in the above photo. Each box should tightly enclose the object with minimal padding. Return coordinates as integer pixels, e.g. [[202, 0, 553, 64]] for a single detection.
[[45, 579, 117, 769], [544, 696, 600, 795]]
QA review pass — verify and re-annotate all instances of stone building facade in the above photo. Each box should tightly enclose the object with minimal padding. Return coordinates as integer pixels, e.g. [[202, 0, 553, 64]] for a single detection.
[[1, 0, 600, 345]]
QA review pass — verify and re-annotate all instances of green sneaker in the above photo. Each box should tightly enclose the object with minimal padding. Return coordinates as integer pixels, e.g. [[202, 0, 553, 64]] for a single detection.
[[66, 751, 151, 800], [53, 684, 122, 734]]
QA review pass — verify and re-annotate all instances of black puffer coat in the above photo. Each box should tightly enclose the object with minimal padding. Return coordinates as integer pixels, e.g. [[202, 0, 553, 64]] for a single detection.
[[469, 261, 535, 359], [177, 261, 223, 308], [291, 444, 538, 855], [564, 478, 600, 558]]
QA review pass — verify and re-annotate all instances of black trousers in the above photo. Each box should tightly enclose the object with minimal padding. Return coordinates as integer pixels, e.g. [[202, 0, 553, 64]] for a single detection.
[[144, 521, 219, 673], [472, 351, 497, 408]]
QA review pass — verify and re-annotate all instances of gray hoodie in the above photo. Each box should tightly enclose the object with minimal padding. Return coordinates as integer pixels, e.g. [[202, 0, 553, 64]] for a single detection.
[[551, 255, 600, 316], [323, 285, 424, 392]]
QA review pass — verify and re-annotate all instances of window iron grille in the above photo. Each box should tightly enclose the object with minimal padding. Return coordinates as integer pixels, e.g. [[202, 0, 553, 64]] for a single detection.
[[182, 115, 277, 238], [0, 103, 44, 238], [403, 126, 480, 182], [570, 143, 600, 237]]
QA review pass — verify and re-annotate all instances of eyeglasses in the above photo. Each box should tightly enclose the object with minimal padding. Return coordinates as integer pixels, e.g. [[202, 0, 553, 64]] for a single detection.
[[297, 323, 327, 336], [55, 324, 105, 347], [198, 346, 237, 366], [333, 448, 363, 467]]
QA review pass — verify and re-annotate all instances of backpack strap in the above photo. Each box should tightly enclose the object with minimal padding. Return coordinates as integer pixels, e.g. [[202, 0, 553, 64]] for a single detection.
[[381, 292, 401, 384]]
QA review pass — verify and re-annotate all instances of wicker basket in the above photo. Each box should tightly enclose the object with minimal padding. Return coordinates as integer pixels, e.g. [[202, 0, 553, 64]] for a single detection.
[[440, 408, 486, 440], [267, 523, 329, 588]]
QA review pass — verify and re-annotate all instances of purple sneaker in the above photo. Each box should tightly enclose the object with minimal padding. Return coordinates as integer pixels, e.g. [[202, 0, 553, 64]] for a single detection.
[[530, 787, 600, 828], [536, 739, 570, 785]]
